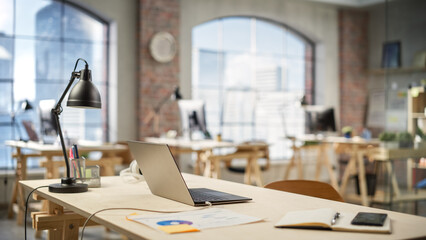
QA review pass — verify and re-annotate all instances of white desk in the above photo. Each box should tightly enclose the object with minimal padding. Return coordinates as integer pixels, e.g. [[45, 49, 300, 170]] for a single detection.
[[21, 175, 426, 240]]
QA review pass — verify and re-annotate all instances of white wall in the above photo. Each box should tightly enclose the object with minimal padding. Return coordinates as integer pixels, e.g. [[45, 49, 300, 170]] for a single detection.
[[72, 0, 139, 142], [180, 0, 340, 113]]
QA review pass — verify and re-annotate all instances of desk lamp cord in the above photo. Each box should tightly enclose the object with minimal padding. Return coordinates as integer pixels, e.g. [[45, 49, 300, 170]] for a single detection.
[[80, 201, 213, 240], [24, 185, 49, 240], [24, 189, 212, 240]]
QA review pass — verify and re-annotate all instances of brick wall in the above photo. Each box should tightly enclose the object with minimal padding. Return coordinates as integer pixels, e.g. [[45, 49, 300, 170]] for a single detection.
[[339, 9, 369, 135], [139, 0, 180, 138]]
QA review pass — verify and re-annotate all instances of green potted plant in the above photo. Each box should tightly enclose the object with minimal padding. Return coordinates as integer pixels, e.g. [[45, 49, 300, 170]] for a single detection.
[[341, 126, 353, 138], [378, 132, 398, 149], [397, 131, 414, 148]]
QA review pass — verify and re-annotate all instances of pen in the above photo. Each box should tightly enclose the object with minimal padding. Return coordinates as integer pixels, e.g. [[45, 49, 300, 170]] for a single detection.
[[69, 148, 74, 159], [73, 145, 83, 178], [73, 144, 79, 159], [331, 212, 340, 225]]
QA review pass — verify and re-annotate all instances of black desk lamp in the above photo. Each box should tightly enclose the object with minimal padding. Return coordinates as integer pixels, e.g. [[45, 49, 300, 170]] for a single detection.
[[48, 58, 101, 193]]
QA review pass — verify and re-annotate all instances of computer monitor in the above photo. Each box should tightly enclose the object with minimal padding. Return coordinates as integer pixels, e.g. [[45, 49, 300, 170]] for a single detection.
[[38, 99, 58, 144], [178, 100, 210, 140], [305, 106, 336, 134]]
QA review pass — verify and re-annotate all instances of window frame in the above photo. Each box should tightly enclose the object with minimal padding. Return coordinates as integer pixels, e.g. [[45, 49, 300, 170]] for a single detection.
[[191, 16, 315, 160], [0, 0, 110, 169]]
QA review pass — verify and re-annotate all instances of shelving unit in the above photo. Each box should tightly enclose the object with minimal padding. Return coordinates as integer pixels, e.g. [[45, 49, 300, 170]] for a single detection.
[[407, 86, 426, 134], [406, 86, 426, 191], [369, 67, 426, 75]]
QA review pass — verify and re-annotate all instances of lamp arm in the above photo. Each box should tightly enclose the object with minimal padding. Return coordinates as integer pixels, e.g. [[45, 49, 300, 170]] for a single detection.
[[52, 73, 78, 179], [54, 73, 80, 112], [53, 109, 71, 178], [154, 93, 172, 113]]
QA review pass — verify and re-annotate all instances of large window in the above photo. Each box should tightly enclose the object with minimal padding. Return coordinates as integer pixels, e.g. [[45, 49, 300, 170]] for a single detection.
[[0, 0, 109, 168], [192, 17, 313, 160]]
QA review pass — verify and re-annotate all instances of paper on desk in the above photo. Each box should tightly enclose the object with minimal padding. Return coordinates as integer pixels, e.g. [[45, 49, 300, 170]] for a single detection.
[[127, 208, 263, 232]]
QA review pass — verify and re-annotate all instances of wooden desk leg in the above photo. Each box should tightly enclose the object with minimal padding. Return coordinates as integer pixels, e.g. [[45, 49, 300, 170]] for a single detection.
[[385, 162, 401, 197], [212, 158, 221, 179], [203, 150, 213, 177], [251, 156, 264, 187], [244, 158, 252, 185], [32, 194, 98, 240], [8, 147, 22, 219], [47, 201, 65, 239], [15, 156, 27, 225], [194, 151, 202, 175], [407, 158, 414, 191], [8, 180, 19, 219], [315, 145, 323, 181], [296, 148, 303, 179], [317, 144, 339, 190], [62, 219, 81, 239], [44, 156, 57, 179], [356, 151, 369, 206], [340, 155, 356, 198], [283, 149, 297, 180]]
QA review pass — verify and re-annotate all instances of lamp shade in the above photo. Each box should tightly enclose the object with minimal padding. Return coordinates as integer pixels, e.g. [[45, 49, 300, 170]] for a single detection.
[[20, 99, 33, 111], [171, 86, 183, 101], [67, 69, 101, 108]]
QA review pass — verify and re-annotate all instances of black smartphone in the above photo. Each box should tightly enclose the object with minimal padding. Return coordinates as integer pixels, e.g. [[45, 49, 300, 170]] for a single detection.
[[351, 212, 388, 226]]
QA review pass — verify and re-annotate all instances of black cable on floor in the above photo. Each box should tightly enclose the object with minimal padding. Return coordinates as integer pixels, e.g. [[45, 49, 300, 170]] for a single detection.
[[25, 185, 49, 240]]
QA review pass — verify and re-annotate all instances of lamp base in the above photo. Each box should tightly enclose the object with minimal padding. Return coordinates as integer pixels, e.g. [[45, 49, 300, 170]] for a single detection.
[[49, 177, 88, 193]]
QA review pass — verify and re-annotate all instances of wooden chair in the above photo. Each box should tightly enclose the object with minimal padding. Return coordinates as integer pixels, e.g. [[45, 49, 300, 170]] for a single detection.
[[264, 180, 344, 202]]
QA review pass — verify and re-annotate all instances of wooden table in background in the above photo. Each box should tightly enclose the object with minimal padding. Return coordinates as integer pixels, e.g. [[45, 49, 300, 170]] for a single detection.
[[143, 138, 269, 186], [5, 140, 128, 225], [341, 146, 426, 207], [21, 175, 426, 240], [143, 137, 236, 174], [284, 135, 379, 190]]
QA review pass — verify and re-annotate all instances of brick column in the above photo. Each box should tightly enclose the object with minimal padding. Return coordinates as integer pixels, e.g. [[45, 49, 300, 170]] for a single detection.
[[139, 0, 180, 138], [339, 9, 369, 134]]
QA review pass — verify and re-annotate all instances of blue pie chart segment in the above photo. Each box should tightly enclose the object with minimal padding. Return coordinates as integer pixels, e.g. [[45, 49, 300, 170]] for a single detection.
[[157, 220, 193, 226]]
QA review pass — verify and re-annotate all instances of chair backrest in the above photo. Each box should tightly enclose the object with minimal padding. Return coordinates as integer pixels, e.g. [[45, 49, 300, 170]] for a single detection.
[[264, 180, 344, 202]]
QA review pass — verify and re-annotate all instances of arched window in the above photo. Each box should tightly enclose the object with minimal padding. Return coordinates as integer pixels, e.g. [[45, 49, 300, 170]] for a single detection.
[[0, 0, 109, 168], [192, 17, 313, 160]]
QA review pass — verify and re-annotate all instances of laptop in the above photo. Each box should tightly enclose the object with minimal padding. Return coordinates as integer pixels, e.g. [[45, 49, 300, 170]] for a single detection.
[[127, 141, 252, 206], [21, 120, 39, 142]]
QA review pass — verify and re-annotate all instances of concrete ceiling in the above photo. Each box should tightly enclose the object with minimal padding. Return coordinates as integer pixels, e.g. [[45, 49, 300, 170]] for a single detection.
[[307, 0, 385, 7]]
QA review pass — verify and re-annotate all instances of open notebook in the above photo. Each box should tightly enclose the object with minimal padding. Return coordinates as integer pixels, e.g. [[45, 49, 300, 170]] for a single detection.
[[275, 208, 391, 234]]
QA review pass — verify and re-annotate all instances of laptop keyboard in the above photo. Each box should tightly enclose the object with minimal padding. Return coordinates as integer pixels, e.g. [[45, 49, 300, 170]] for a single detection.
[[189, 189, 227, 202]]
